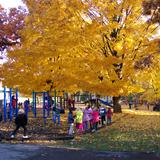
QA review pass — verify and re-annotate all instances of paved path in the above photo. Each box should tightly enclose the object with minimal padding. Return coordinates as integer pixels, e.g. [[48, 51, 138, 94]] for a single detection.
[[0, 144, 159, 160]]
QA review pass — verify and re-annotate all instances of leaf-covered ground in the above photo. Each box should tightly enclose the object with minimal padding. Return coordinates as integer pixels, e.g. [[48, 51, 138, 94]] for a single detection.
[[65, 110, 160, 153], [0, 109, 160, 153], [0, 110, 70, 142]]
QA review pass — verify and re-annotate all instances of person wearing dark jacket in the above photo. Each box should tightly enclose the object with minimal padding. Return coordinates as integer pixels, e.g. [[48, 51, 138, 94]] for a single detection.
[[11, 109, 28, 138], [99, 106, 107, 126]]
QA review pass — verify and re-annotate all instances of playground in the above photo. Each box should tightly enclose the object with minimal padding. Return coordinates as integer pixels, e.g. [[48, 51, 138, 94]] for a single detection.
[[0, 86, 159, 160], [0, 97, 160, 154], [0, 89, 112, 140], [0, 1, 160, 159]]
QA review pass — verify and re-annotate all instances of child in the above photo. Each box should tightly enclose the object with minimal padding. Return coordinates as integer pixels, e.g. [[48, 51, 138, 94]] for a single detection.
[[18, 102, 23, 109], [91, 107, 100, 132], [12, 95, 17, 116], [107, 108, 112, 125], [11, 109, 28, 138], [68, 109, 74, 135], [99, 105, 107, 126], [53, 104, 61, 126], [75, 107, 83, 134], [87, 105, 93, 131], [83, 107, 89, 131], [24, 99, 30, 116]]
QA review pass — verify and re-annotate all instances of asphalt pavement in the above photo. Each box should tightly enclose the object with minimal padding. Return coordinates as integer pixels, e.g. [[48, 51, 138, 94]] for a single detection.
[[0, 144, 159, 160]]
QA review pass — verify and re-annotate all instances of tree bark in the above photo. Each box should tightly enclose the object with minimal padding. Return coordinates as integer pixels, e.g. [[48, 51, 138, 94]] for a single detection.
[[113, 96, 122, 113]]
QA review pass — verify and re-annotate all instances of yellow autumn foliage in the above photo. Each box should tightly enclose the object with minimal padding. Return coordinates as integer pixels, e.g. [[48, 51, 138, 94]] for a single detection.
[[1, 0, 159, 98]]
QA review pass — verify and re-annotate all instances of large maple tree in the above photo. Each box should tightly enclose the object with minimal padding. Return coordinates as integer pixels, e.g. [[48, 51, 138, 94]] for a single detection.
[[1, 0, 160, 112]]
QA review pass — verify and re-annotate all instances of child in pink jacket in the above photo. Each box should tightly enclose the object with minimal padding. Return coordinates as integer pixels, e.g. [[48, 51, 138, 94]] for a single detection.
[[91, 108, 100, 132]]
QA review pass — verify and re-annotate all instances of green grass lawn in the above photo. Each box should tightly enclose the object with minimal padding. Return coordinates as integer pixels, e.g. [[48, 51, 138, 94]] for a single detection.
[[64, 111, 160, 153]]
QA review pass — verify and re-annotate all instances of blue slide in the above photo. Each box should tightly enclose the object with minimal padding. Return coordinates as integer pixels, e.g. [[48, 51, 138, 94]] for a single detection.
[[98, 99, 113, 107]]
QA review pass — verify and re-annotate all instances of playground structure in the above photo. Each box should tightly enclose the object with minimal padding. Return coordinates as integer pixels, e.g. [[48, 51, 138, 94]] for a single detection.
[[32, 90, 63, 124], [0, 87, 18, 122], [1, 87, 150, 124], [0, 90, 114, 141], [98, 98, 113, 107], [0, 88, 113, 123], [32, 91, 51, 123], [1, 89, 66, 123], [0, 88, 74, 141]]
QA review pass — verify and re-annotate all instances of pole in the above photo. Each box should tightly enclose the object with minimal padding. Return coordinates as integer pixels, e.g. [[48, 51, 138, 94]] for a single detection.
[[43, 92, 46, 124], [3, 87, 7, 122], [34, 92, 37, 118], [9, 88, 12, 121], [47, 91, 50, 117], [32, 91, 36, 118], [52, 89, 57, 122], [32, 91, 34, 114], [15, 88, 18, 117], [24, 99, 29, 119]]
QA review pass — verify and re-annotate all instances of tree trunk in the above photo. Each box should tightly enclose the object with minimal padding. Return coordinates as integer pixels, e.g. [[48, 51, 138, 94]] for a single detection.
[[113, 96, 122, 113]]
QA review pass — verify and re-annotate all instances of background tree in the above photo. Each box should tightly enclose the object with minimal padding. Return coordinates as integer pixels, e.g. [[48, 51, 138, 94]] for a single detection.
[[0, 5, 27, 57]]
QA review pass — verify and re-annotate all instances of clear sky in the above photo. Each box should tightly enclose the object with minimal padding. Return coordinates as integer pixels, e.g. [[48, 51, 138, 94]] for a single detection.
[[0, 0, 25, 9]]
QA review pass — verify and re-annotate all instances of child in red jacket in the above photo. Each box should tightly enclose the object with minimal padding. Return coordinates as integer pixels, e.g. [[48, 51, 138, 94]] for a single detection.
[[91, 108, 100, 132], [107, 108, 113, 125]]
